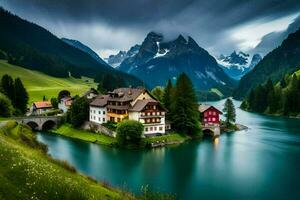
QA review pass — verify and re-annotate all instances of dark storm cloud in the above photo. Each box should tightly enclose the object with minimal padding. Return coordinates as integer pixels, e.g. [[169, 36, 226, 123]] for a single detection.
[[1, 0, 300, 56]]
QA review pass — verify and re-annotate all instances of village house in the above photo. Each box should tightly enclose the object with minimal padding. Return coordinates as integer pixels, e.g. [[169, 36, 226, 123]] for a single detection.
[[58, 96, 74, 113], [198, 104, 222, 136], [198, 104, 222, 126], [89, 87, 170, 136], [30, 101, 53, 115], [84, 88, 99, 100]]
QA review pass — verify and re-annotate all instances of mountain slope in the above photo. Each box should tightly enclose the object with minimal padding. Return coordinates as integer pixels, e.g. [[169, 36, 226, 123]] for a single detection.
[[118, 32, 236, 93], [253, 15, 300, 55], [61, 38, 107, 65], [0, 8, 142, 87], [0, 60, 96, 103], [234, 27, 300, 99], [217, 52, 262, 80], [106, 44, 140, 68]]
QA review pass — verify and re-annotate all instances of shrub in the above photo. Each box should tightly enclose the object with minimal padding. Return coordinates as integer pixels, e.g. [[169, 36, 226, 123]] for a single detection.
[[116, 120, 143, 147]]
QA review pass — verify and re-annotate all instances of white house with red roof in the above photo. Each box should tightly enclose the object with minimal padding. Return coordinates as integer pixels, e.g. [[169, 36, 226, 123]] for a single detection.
[[30, 101, 53, 115]]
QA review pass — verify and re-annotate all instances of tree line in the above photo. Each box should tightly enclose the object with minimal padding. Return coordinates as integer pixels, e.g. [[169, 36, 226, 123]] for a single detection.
[[241, 73, 300, 116], [0, 74, 28, 116]]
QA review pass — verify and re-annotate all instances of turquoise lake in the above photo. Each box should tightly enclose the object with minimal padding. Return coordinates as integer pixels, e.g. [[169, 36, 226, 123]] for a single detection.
[[37, 99, 300, 199]]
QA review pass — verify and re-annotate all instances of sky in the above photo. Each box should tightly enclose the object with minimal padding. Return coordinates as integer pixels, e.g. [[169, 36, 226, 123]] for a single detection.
[[1, 0, 300, 58]]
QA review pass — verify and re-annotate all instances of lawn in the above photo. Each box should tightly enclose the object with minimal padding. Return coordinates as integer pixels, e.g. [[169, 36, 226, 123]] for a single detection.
[[51, 124, 117, 146], [144, 132, 189, 144], [0, 60, 97, 104], [0, 121, 134, 200]]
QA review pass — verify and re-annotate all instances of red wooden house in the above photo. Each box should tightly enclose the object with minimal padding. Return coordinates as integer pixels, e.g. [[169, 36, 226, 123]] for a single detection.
[[198, 104, 222, 126]]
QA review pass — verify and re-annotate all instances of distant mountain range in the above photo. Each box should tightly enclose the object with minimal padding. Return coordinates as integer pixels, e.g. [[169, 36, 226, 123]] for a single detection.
[[217, 51, 262, 80], [105, 45, 140, 68], [61, 38, 107, 65], [116, 32, 236, 96], [234, 27, 300, 99], [0, 7, 142, 87]]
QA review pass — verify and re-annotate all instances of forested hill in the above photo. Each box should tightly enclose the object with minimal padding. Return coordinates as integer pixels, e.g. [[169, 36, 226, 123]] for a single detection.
[[234, 27, 300, 99], [0, 8, 142, 87]]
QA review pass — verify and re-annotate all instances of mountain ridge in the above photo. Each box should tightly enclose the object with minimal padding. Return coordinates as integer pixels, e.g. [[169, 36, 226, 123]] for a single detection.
[[117, 32, 236, 94]]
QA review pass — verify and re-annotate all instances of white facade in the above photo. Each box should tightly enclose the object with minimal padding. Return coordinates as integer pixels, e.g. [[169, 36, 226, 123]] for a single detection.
[[89, 106, 107, 124], [129, 111, 166, 135]]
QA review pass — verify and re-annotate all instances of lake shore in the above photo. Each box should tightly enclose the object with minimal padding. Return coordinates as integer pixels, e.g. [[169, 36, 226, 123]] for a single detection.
[[50, 123, 190, 149]]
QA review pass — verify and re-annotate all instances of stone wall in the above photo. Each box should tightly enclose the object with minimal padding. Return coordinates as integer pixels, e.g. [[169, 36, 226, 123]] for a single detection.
[[82, 121, 116, 137]]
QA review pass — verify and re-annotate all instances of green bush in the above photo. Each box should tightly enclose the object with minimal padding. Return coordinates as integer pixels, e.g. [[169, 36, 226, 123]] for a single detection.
[[116, 120, 143, 147], [0, 92, 13, 117]]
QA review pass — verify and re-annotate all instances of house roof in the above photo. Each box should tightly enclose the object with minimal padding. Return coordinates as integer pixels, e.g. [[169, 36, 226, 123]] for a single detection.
[[108, 88, 146, 102], [84, 88, 98, 96], [90, 95, 109, 107], [129, 99, 166, 112], [33, 101, 53, 109], [198, 104, 222, 114]]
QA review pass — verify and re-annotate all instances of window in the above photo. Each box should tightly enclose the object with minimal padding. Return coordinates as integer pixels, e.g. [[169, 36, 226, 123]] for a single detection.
[[145, 127, 148, 132], [150, 127, 153, 131], [93, 110, 95, 114], [156, 112, 159, 115], [213, 111, 216, 115], [99, 117, 101, 122], [152, 112, 155, 115], [208, 118, 211, 121], [99, 111, 101, 114], [159, 127, 163, 131], [153, 105, 156, 109], [152, 118, 155, 122], [94, 116, 96, 120], [103, 111, 106, 114], [209, 111, 211, 115], [156, 118, 160, 122], [204, 119, 207, 122], [154, 127, 157, 131], [103, 118, 105, 122], [204, 112, 207, 117], [212, 117, 216, 122]]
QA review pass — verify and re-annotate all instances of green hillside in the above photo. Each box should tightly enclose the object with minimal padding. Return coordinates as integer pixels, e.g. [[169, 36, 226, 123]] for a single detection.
[[234, 27, 300, 99], [0, 60, 97, 103], [0, 121, 134, 200]]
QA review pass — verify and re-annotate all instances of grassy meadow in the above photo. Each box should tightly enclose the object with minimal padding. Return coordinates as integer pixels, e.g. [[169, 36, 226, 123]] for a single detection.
[[0, 60, 97, 104], [52, 124, 117, 146], [0, 121, 135, 200]]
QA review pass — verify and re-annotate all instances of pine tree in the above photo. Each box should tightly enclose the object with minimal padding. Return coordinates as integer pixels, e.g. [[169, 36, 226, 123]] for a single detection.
[[162, 79, 173, 111], [223, 98, 236, 127], [248, 89, 255, 110], [1, 74, 15, 105], [14, 78, 28, 113], [170, 73, 200, 136], [284, 74, 299, 115]]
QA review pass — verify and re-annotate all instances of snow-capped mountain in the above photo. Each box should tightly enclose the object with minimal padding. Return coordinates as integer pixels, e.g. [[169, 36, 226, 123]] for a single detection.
[[117, 32, 236, 92], [217, 51, 262, 80], [105, 44, 140, 68]]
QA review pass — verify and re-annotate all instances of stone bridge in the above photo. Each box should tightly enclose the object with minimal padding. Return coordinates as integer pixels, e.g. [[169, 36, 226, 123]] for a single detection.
[[14, 116, 61, 131], [202, 124, 220, 137]]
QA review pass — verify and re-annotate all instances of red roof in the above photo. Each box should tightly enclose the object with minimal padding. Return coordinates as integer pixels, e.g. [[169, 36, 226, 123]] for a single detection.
[[33, 101, 53, 109], [198, 104, 222, 114]]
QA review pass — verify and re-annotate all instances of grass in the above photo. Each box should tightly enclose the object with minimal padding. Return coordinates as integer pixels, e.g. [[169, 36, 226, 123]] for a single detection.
[[51, 124, 117, 146], [0, 60, 97, 104], [144, 132, 189, 144], [0, 121, 135, 200]]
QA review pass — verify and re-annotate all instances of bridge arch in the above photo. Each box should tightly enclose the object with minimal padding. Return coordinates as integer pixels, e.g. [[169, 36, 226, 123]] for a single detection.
[[42, 120, 57, 130], [27, 121, 39, 131], [203, 128, 215, 136]]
